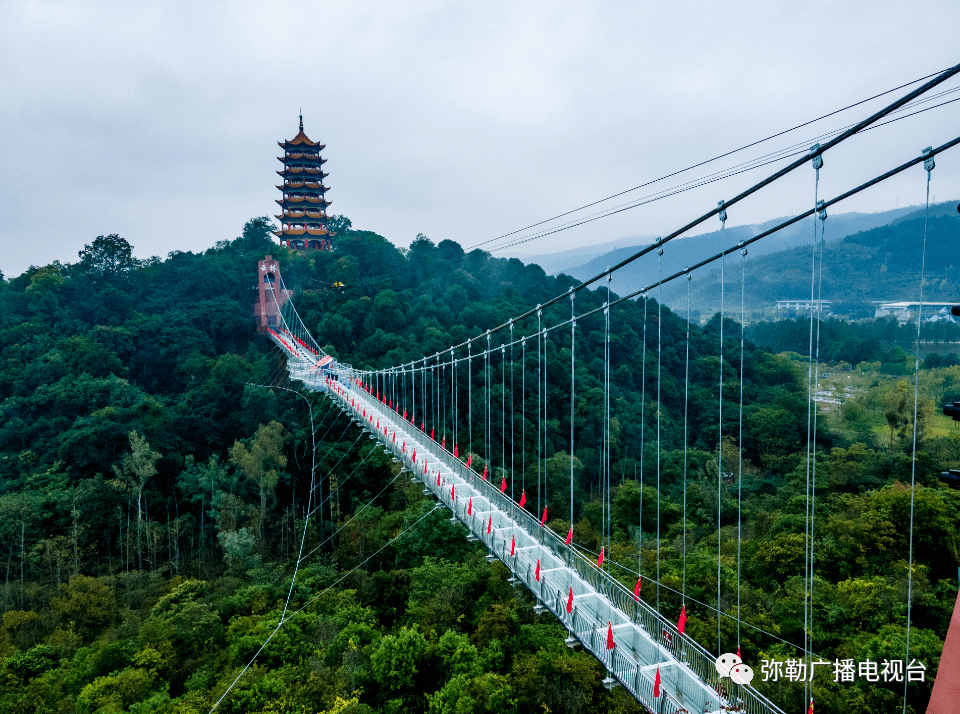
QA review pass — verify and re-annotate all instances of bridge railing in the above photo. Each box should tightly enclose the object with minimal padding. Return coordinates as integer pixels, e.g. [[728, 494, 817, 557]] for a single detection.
[[339, 380, 784, 714]]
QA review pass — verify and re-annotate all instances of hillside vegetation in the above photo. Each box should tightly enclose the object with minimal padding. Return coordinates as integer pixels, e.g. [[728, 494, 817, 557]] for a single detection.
[[0, 218, 956, 714]]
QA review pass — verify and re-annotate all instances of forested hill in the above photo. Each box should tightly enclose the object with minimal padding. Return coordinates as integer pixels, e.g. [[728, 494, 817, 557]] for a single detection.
[[0, 218, 957, 714], [672, 202, 960, 315]]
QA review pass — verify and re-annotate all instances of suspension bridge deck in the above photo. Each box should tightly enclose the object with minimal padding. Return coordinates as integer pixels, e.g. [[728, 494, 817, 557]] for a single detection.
[[329, 374, 785, 714]]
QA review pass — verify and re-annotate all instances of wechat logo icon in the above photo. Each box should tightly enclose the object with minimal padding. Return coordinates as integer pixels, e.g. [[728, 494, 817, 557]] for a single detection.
[[715, 652, 755, 685]]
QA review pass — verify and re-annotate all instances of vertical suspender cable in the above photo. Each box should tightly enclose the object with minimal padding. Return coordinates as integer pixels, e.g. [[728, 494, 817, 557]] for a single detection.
[[486, 333, 491, 469], [904, 148, 934, 714], [570, 290, 576, 536], [452, 348, 456, 450], [683, 268, 692, 608], [522, 337, 526, 498], [657, 242, 663, 613], [543, 328, 549, 513], [606, 272, 613, 563], [640, 294, 647, 488], [502, 345, 507, 497], [511, 323, 515, 499], [803, 146, 822, 704], [468, 340, 473, 461], [717, 201, 727, 655], [737, 241, 747, 654], [809, 201, 828, 677], [538, 309, 543, 516]]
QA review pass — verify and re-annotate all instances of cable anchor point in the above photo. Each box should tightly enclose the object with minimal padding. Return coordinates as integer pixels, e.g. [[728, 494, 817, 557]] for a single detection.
[[922, 146, 935, 173], [817, 199, 827, 222], [717, 201, 727, 223], [810, 143, 824, 170]]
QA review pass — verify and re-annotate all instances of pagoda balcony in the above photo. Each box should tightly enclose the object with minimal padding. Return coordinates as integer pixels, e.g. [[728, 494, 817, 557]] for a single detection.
[[277, 209, 327, 219]]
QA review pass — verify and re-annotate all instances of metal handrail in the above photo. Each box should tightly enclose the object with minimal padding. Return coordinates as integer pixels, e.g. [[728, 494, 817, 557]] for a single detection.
[[325, 375, 785, 714]]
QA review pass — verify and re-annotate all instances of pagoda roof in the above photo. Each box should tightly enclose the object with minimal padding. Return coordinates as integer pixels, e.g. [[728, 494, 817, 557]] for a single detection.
[[276, 197, 332, 206], [277, 114, 324, 148], [275, 227, 333, 237], [276, 166, 324, 176], [277, 134, 325, 149]]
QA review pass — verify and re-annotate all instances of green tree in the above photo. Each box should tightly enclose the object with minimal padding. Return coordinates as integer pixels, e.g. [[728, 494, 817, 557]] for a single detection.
[[77, 234, 143, 279], [113, 431, 161, 570], [230, 421, 287, 545]]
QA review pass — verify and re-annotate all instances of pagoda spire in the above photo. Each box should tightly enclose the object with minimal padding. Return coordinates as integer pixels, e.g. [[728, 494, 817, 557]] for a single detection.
[[274, 116, 334, 252]]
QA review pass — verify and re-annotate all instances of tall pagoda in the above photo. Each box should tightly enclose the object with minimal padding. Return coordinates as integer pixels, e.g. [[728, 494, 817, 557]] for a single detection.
[[275, 114, 334, 251]]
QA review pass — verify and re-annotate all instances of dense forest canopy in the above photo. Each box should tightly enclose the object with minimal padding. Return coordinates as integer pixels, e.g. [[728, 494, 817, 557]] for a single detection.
[[0, 216, 956, 714]]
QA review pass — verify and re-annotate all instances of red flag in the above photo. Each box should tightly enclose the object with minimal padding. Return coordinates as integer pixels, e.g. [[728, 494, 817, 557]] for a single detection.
[[424, 460, 428, 474], [467, 454, 473, 468], [468, 498, 472, 516], [519, 490, 527, 508], [431, 428, 435, 440], [442, 436, 446, 450], [535, 558, 541, 581], [392, 431, 396, 443], [500, 476, 507, 493], [678, 605, 686, 635], [737, 646, 741, 660], [389, 399, 392, 408], [437, 471, 441, 486], [451, 484, 456, 501], [597, 547, 604, 568], [454, 444, 459, 458], [566, 587, 574, 613], [606, 621, 615, 650], [541, 505, 548, 526], [362, 408, 366, 417], [654, 666, 661, 698], [376, 419, 379, 429], [487, 515, 492, 534], [421, 420, 425, 430], [565, 527, 573, 545], [481, 464, 487, 480], [633, 576, 641, 600], [402, 441, 406, 453], [808, 700, 813, 714], [410, 414, 414, 425], [403, 409, 407, 419], [510, 534, 515, 556], [412, 449, 416, 462]]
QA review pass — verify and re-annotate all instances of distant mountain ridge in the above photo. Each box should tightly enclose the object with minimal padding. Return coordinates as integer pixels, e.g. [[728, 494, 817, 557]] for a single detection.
[[552, 204, 932, 300], [674, 201, 960, 315]]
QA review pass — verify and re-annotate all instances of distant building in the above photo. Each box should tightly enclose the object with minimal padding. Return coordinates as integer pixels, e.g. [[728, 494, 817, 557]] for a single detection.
[[873, 301, 956, 322], [275, 114, 335, 252], [776, 299, 831, 312]]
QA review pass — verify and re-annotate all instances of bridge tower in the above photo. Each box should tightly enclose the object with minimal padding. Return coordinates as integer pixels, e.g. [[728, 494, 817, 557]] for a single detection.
[[255, 255, 288, 333], [275, 114, 335, 252]]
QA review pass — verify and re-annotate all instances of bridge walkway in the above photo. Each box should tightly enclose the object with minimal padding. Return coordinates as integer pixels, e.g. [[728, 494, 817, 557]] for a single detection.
[[329, 373, 785, 714]]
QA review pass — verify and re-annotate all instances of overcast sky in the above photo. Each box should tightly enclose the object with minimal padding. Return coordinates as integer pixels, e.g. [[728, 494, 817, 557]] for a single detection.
[[2, 0, 959, 278]]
